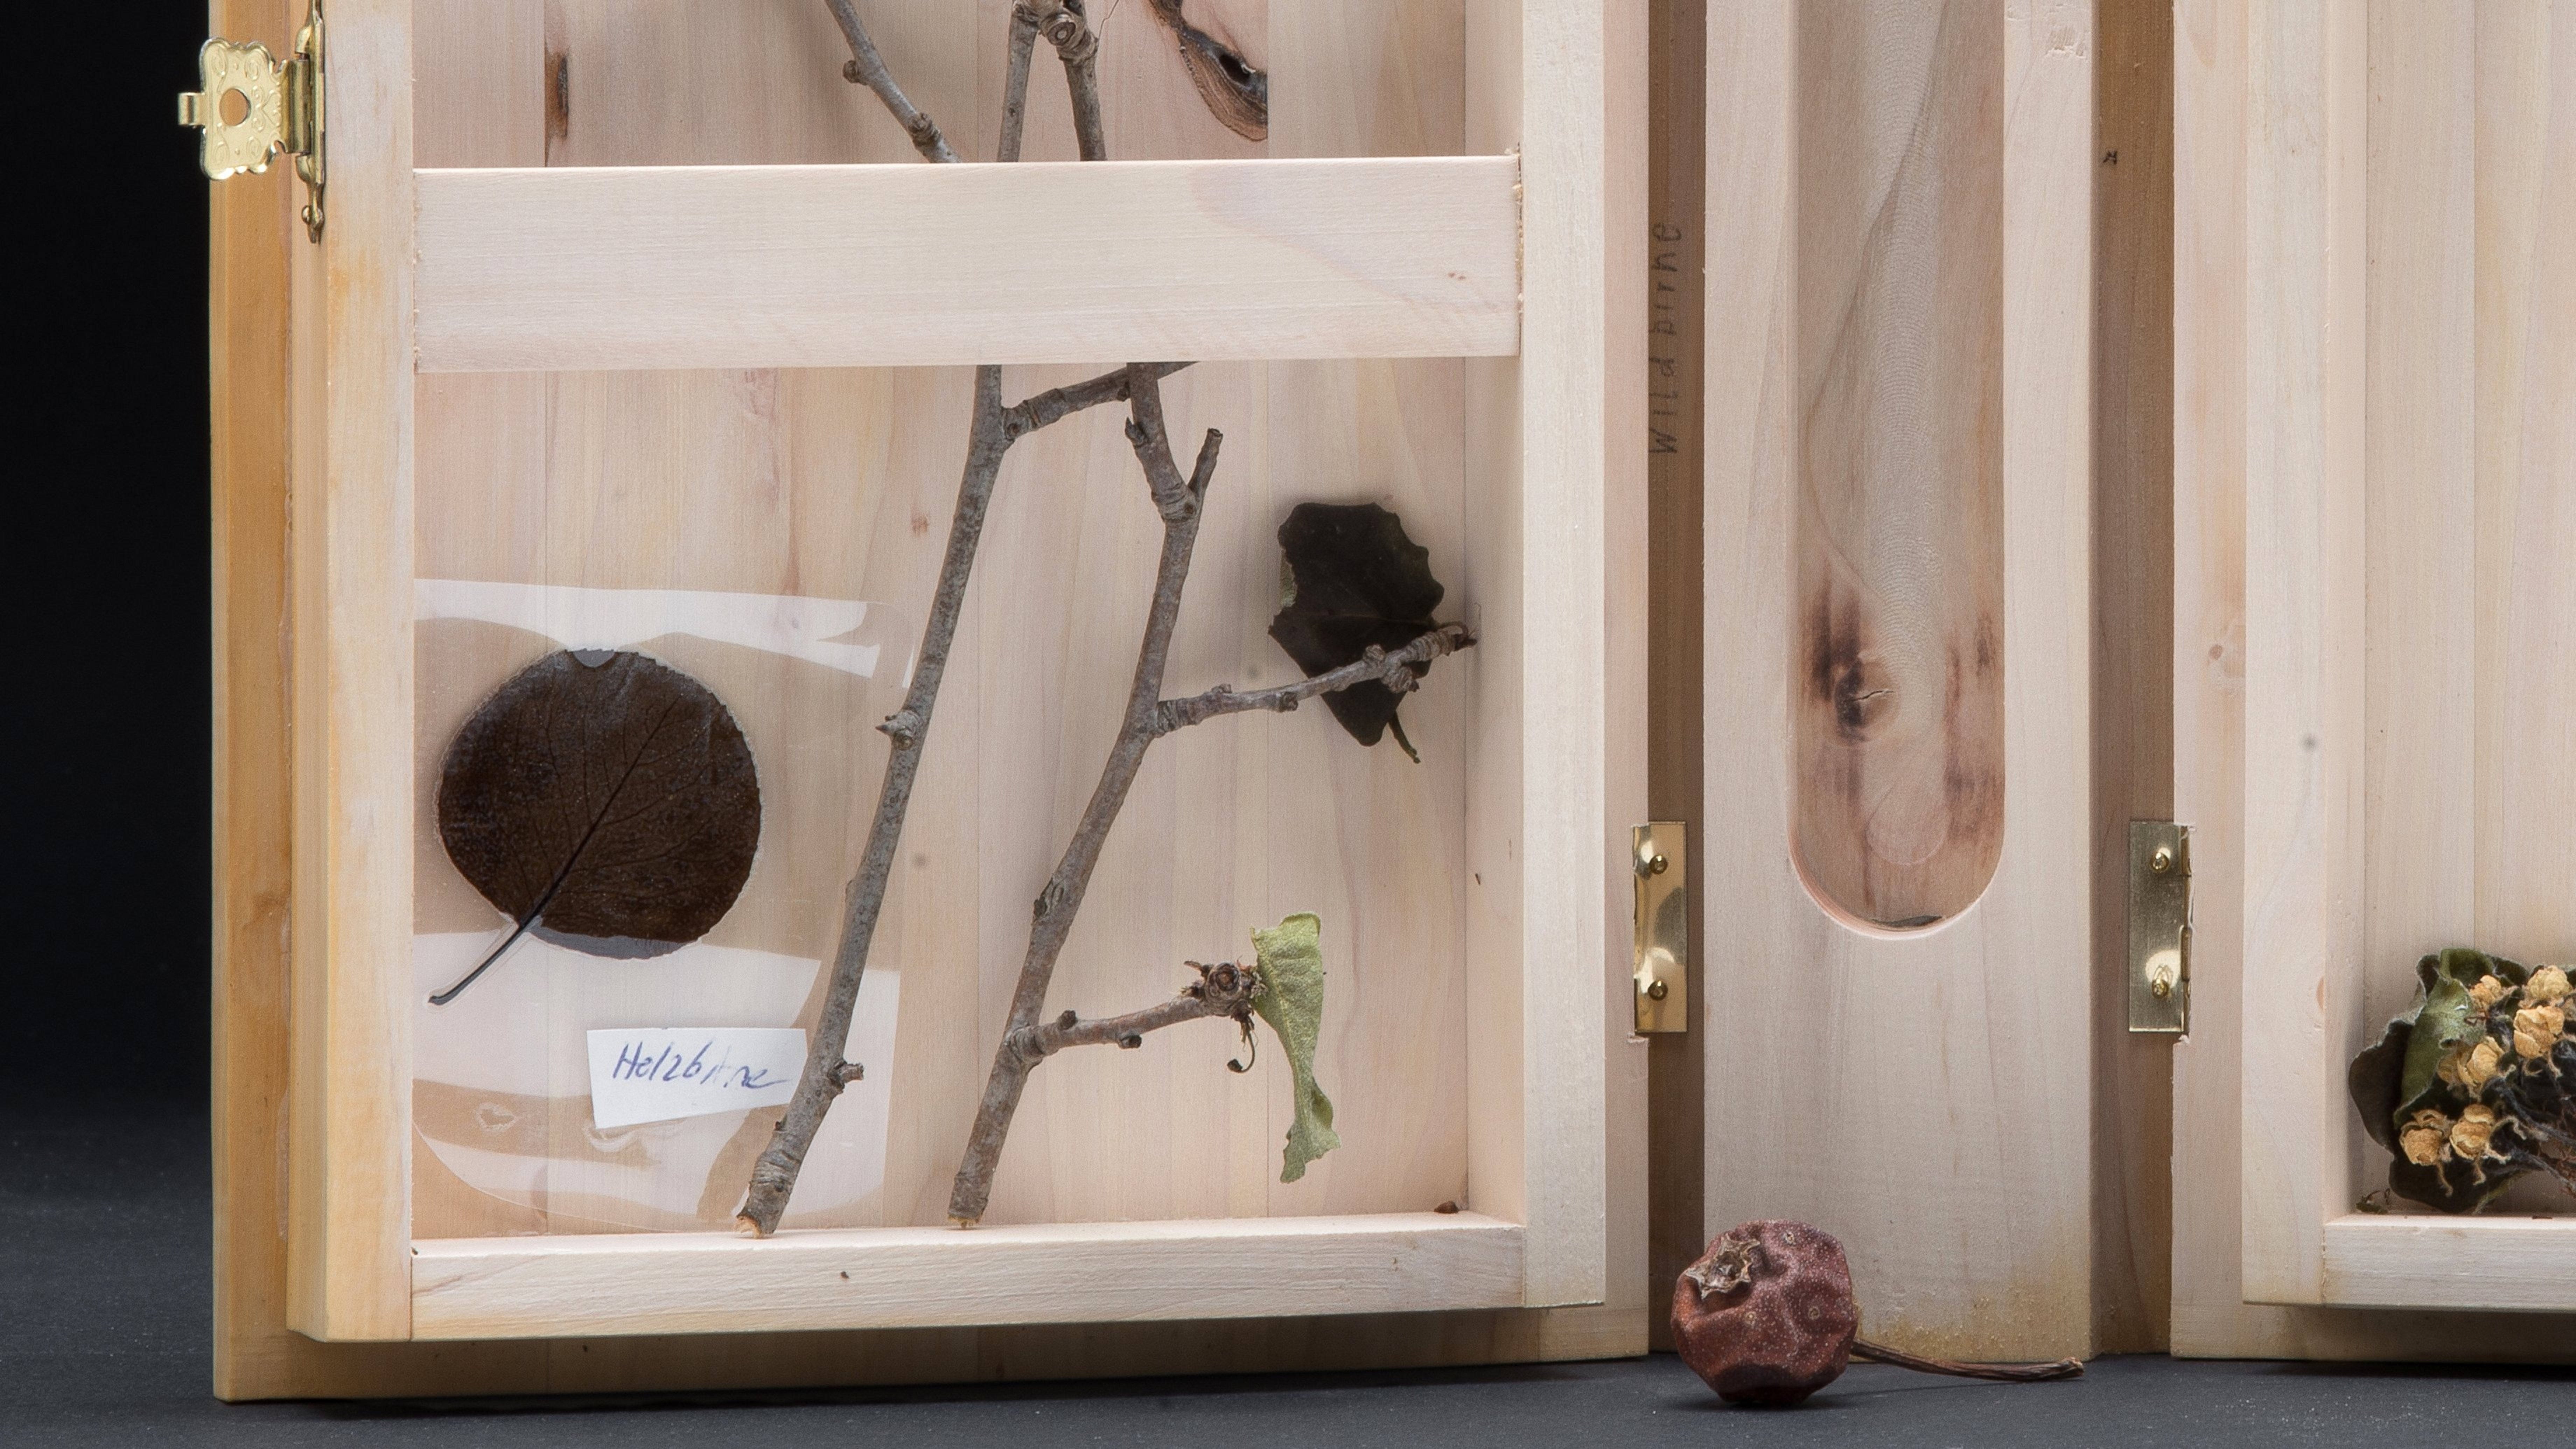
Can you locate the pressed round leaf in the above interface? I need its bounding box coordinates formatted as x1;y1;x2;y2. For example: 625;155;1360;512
437;649;761;964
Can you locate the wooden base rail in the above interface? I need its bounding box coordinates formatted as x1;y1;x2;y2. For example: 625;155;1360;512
411;1212;1527;1341
416;156;1523;373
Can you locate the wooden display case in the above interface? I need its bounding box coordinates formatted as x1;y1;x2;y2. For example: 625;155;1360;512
204;0;2576;1403
211;0;1649;1399
2167;0;2576;1357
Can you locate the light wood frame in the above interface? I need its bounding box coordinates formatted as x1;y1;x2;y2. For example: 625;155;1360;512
2173;0;2576;1351
216;0;1648;1392
1698;0;2099;1360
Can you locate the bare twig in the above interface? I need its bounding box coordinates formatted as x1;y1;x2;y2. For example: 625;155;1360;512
1009;960;1262;1062
824;0;960;163
737;354;1190;1238
1000;4;1043;162
741;5;1160;1237
1154;623;1476;736
1850;1340;2085;1385
1034;1;1109;161
755;0;1366;1236
1011;360;1190;438
946;375;1222;1226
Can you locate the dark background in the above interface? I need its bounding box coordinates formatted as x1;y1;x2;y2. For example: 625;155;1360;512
3;4;211;1106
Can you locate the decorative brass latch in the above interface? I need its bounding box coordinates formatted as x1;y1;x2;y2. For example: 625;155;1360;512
2127;821;2190;1034
180;0;325;239
1632;823;1688;1034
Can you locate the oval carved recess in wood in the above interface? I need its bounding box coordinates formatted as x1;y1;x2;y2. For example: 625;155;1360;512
1790;0;2005;930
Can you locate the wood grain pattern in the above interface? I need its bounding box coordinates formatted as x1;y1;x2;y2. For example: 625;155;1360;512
414;159;1522;372
1702;0;2096;1361
412;1212;1524;1339
211;0;306;1396
2171;0;2576;1354
1789;0;2006;930
2232;0;2366;1310
286;0;418;1342
2471;0;2576;986
2090;0;2176;1356
1512;0;1621;1310
1642;0;1706;1352
2320;1216;2576;1313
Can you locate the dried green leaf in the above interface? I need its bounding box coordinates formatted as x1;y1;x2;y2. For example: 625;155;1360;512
432;649;762;1003
1267;503;1447;760
2422;946;2528;995
1250;911;1339;1183
2398;975;2480;1116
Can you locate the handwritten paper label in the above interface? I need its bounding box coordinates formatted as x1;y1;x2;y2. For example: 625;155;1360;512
585;1027;806;1129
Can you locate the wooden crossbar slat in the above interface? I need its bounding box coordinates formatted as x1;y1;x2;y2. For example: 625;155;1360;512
2320;1217;2576;1314
415;156;1521;372
410;1213;1525;1339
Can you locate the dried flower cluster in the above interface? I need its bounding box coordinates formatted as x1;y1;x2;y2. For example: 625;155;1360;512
2350;948;2576;1213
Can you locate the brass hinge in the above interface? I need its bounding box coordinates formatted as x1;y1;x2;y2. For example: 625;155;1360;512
180;0;325;240
1632;823;1687;1033
2127;821;2190;1034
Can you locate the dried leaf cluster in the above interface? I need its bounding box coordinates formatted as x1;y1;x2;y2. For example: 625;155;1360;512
2350;947;2576;1213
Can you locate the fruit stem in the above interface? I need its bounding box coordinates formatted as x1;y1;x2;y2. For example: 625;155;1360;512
1849;1339;2084;1384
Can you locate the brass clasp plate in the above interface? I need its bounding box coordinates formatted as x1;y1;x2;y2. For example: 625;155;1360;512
2127;821;2190;1033
1632;823;1688;1034
180;2;324;238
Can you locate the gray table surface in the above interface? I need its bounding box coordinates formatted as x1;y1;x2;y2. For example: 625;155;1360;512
6;1102;2567;1448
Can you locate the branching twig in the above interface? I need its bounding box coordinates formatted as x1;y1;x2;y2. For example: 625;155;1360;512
1007;961;1262;1064
1000;4;1043;162
738;0;1140;1238
737;358;1180;1237
1154;624;1475;736
1033;2;1109;161
754;0;1464;1236
824;0;959;162
945;374;1222;1227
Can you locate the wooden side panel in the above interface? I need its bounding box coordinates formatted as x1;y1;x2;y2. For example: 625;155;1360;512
2172;0;2576;1354
2233;0;2367;1311
1642;0;1706;1350
212;0;308;1396
2472;1;2576;976
1701;0;2096;1360
1513;0;1618;1310
285;0;416;1340
2091;0;2177;1356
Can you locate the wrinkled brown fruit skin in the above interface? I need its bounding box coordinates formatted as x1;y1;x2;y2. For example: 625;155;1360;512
1670;1220;1860;1406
